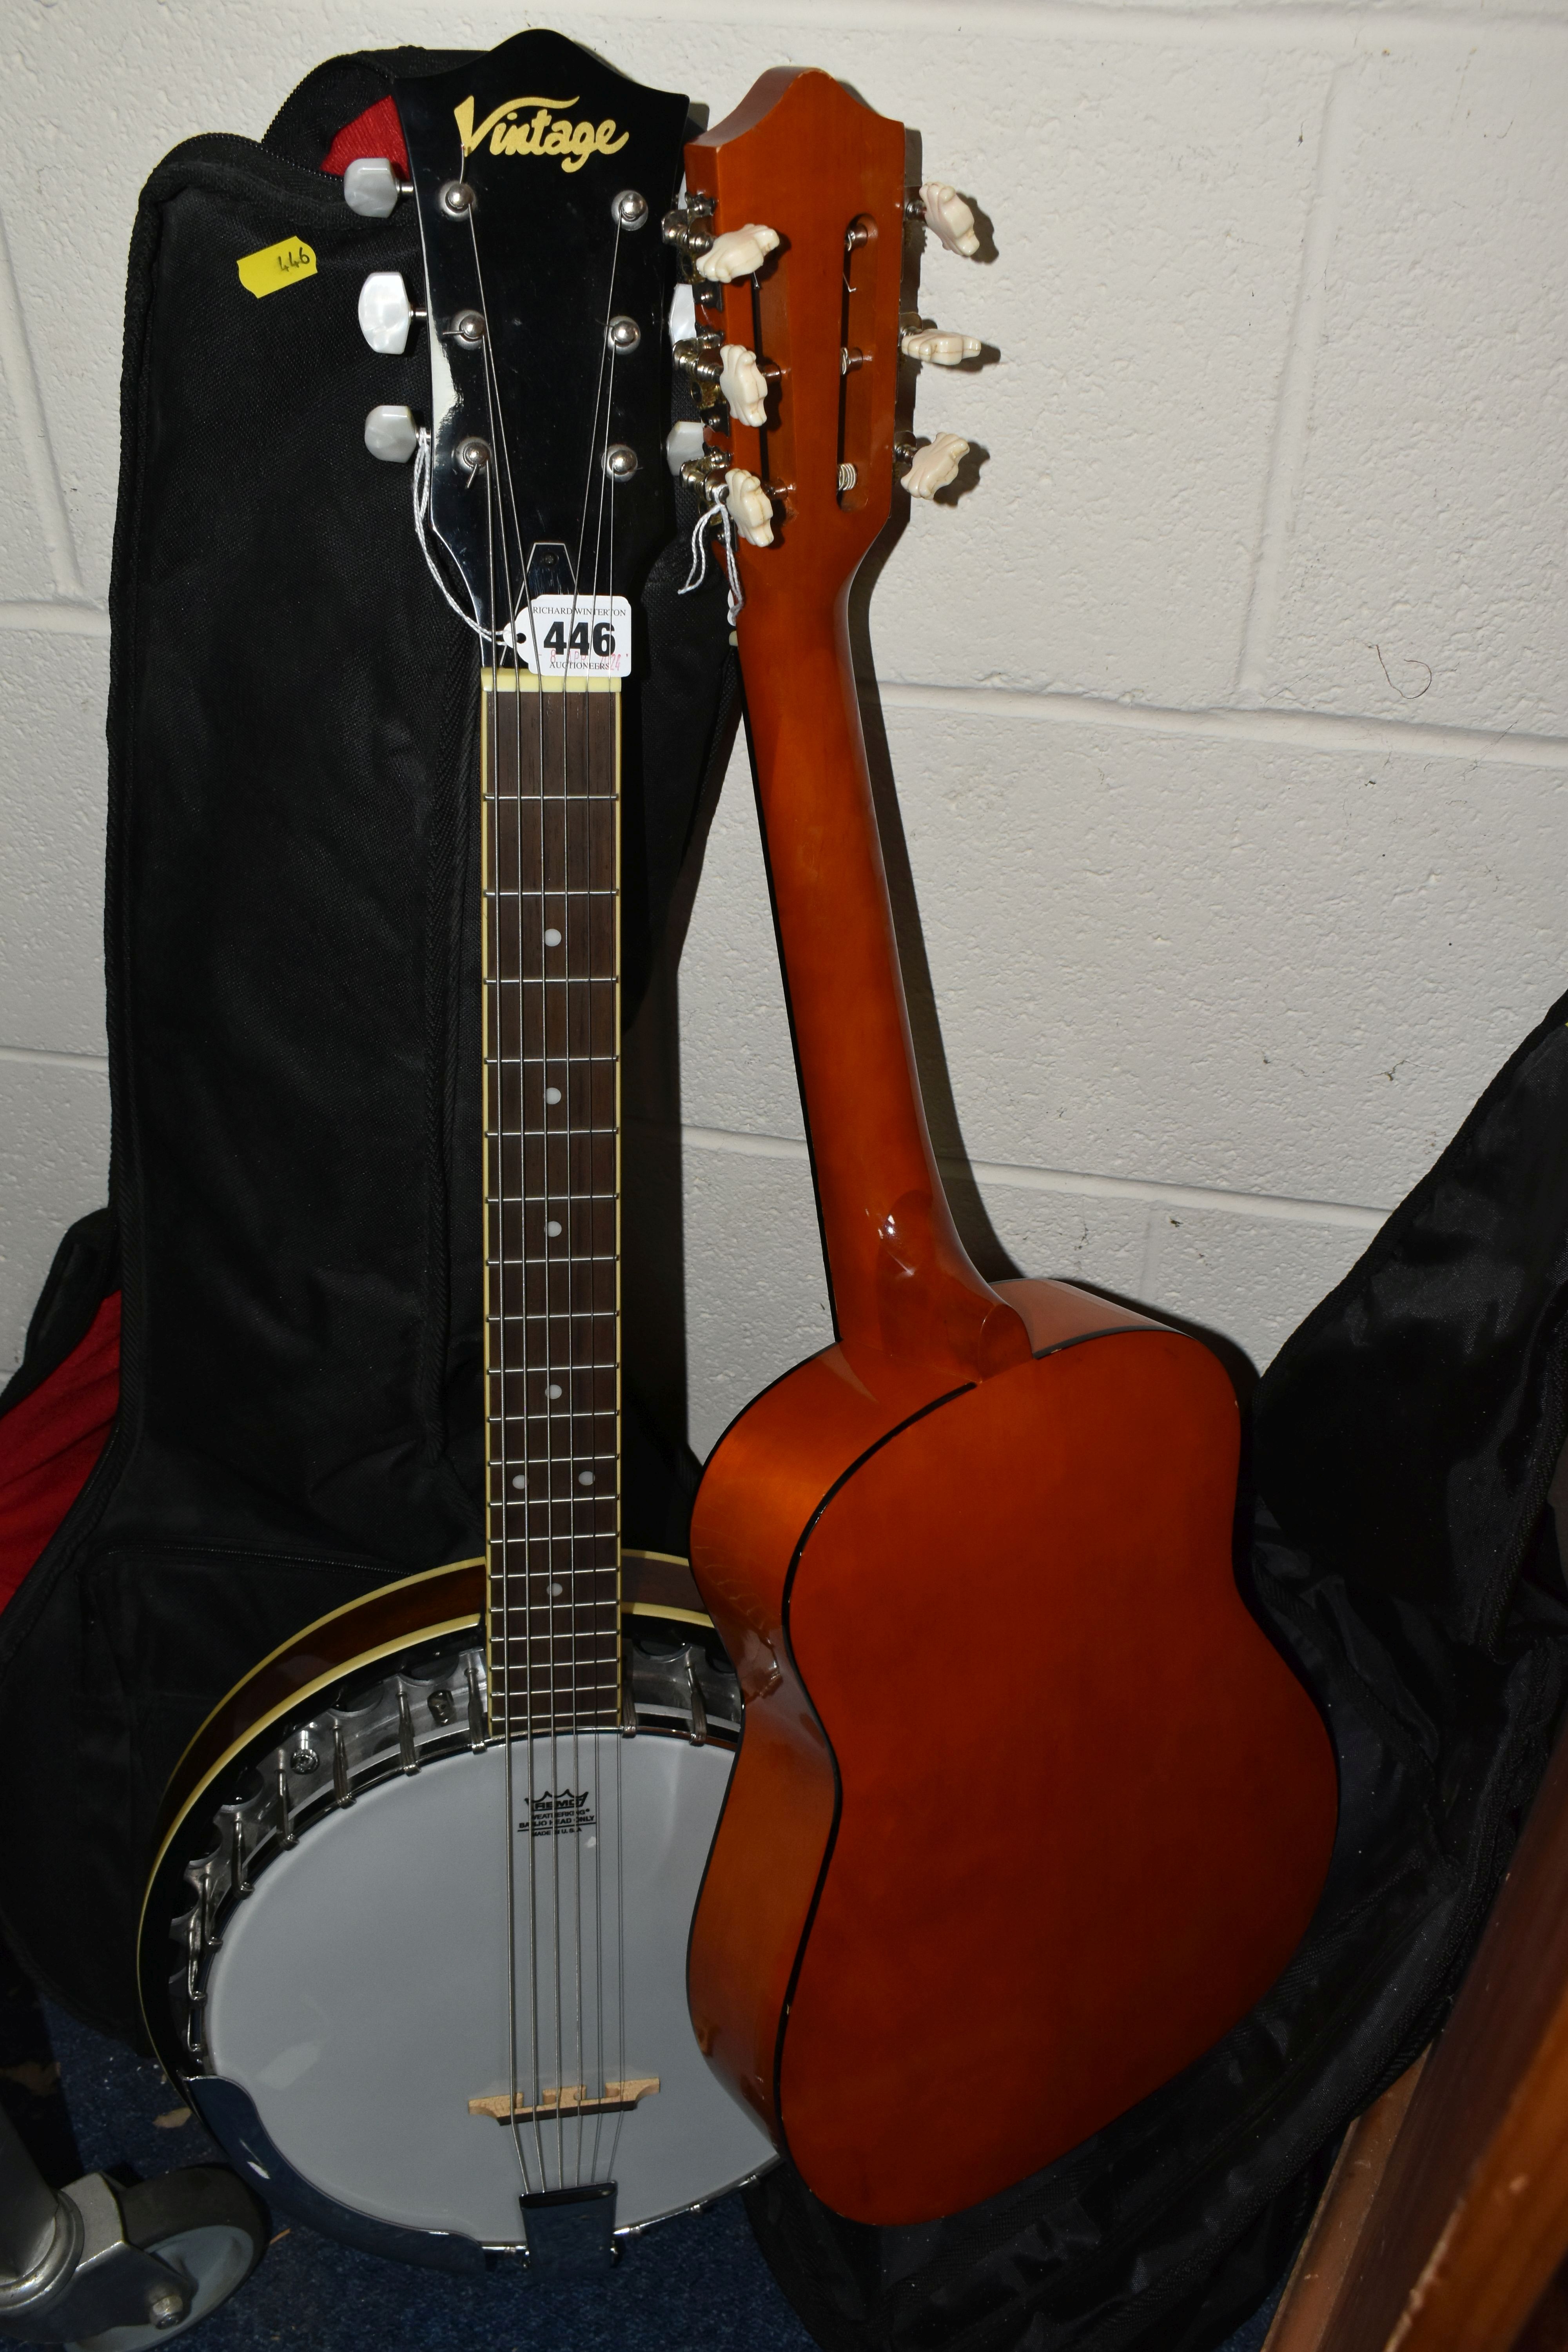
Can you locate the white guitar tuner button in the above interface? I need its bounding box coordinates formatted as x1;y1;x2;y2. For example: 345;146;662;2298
696;224;780;283
919;182;981;258
900;323;982;367
357;272;419;356
900;431;969;499
719;344;769;428
725;467;776;548
343;157;408;220
363;404;419;463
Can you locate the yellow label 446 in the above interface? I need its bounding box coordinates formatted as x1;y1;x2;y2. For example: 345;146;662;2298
236;237;317;299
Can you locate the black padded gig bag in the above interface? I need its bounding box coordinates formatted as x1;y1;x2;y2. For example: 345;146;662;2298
0;45;735;2039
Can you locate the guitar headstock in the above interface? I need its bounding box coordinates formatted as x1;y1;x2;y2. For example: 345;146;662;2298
354;32;688;652
671;71;983;613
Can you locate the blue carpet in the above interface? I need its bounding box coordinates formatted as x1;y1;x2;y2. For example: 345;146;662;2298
33;1993;1282;2352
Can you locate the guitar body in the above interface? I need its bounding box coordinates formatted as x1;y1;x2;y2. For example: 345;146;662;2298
674;65;1340;2227
690;1281;1337;2223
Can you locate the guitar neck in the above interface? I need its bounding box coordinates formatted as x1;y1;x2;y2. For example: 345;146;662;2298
738;582;1028;1381
686;73;1028;1386
483;671;621;1737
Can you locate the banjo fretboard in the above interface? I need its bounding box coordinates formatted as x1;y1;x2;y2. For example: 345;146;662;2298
483;670;621;1739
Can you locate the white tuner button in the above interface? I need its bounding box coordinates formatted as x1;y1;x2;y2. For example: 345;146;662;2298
900;431;970;499
364;404;419;463
725;468;775;548
696;224;780;284
719;344;769;428
665;419;706;475
358;271;419;355
919;182;981;258
343;157;406;220
900;323;982;367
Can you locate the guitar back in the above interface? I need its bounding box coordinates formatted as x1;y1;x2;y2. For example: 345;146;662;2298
690;1286;1336;2222
677;70;1338;2228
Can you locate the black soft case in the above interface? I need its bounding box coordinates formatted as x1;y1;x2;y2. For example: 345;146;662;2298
0;47;735;2038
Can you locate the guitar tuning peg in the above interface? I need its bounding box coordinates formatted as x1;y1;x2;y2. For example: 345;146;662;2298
364;405;419;463
696;224;781;284
357;272;424;356
899;323;982;367
343;157;413;220
719;345;770;428
910;181;982;259
725;468;776;548
895;431;970;499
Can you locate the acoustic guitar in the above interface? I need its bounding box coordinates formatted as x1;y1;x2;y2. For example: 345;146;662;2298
671;67;1341;2229
134;31;776;2274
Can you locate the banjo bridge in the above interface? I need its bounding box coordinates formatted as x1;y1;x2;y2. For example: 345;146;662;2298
468;2077;661;2123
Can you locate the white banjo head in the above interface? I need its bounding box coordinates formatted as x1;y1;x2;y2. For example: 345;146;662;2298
199;1729;771;2241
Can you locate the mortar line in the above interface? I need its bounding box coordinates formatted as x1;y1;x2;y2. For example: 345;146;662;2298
869;680;1568;769
0;207;85;603
0;1044;109;1073
675;1122;1388;1230
586;0;1568;51
1235;59;1359;703
0;601;109;637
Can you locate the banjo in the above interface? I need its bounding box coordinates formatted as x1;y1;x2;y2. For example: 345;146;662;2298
135;31;776;2275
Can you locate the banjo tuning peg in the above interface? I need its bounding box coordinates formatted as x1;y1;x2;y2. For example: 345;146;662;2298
364;405;419;464
343;156;412;219
358;272;424;356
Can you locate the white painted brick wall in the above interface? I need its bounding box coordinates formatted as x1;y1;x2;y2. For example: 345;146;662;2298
2;0;1564;1461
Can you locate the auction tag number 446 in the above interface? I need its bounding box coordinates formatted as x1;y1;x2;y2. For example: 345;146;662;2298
513;593;632;679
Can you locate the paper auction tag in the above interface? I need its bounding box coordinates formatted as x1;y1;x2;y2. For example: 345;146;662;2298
513;594;633;679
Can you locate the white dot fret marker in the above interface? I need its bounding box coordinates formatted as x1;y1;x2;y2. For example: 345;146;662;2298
546;1220;562;1237
548;1579;563;1596
578;1471;595;1488
510;1474;526;1491
544;1086;562;1105
546;1383;563;1400
544;927;562;947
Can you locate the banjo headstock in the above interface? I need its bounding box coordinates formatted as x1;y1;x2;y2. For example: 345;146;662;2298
359;32;689;648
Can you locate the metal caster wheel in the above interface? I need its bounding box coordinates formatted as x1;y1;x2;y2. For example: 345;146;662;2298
68;2169;269;2351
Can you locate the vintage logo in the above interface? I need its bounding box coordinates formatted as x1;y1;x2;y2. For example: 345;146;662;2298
455;93;630;173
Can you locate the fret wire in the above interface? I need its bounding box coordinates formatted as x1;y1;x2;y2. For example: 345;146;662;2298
481;1191;617;1203
490;1529;618;1538
488;1258;618;1271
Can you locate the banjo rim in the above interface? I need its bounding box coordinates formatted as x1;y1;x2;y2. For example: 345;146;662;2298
137;1552;724;2082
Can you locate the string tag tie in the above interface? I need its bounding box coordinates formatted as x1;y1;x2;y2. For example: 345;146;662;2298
679;483;744;626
